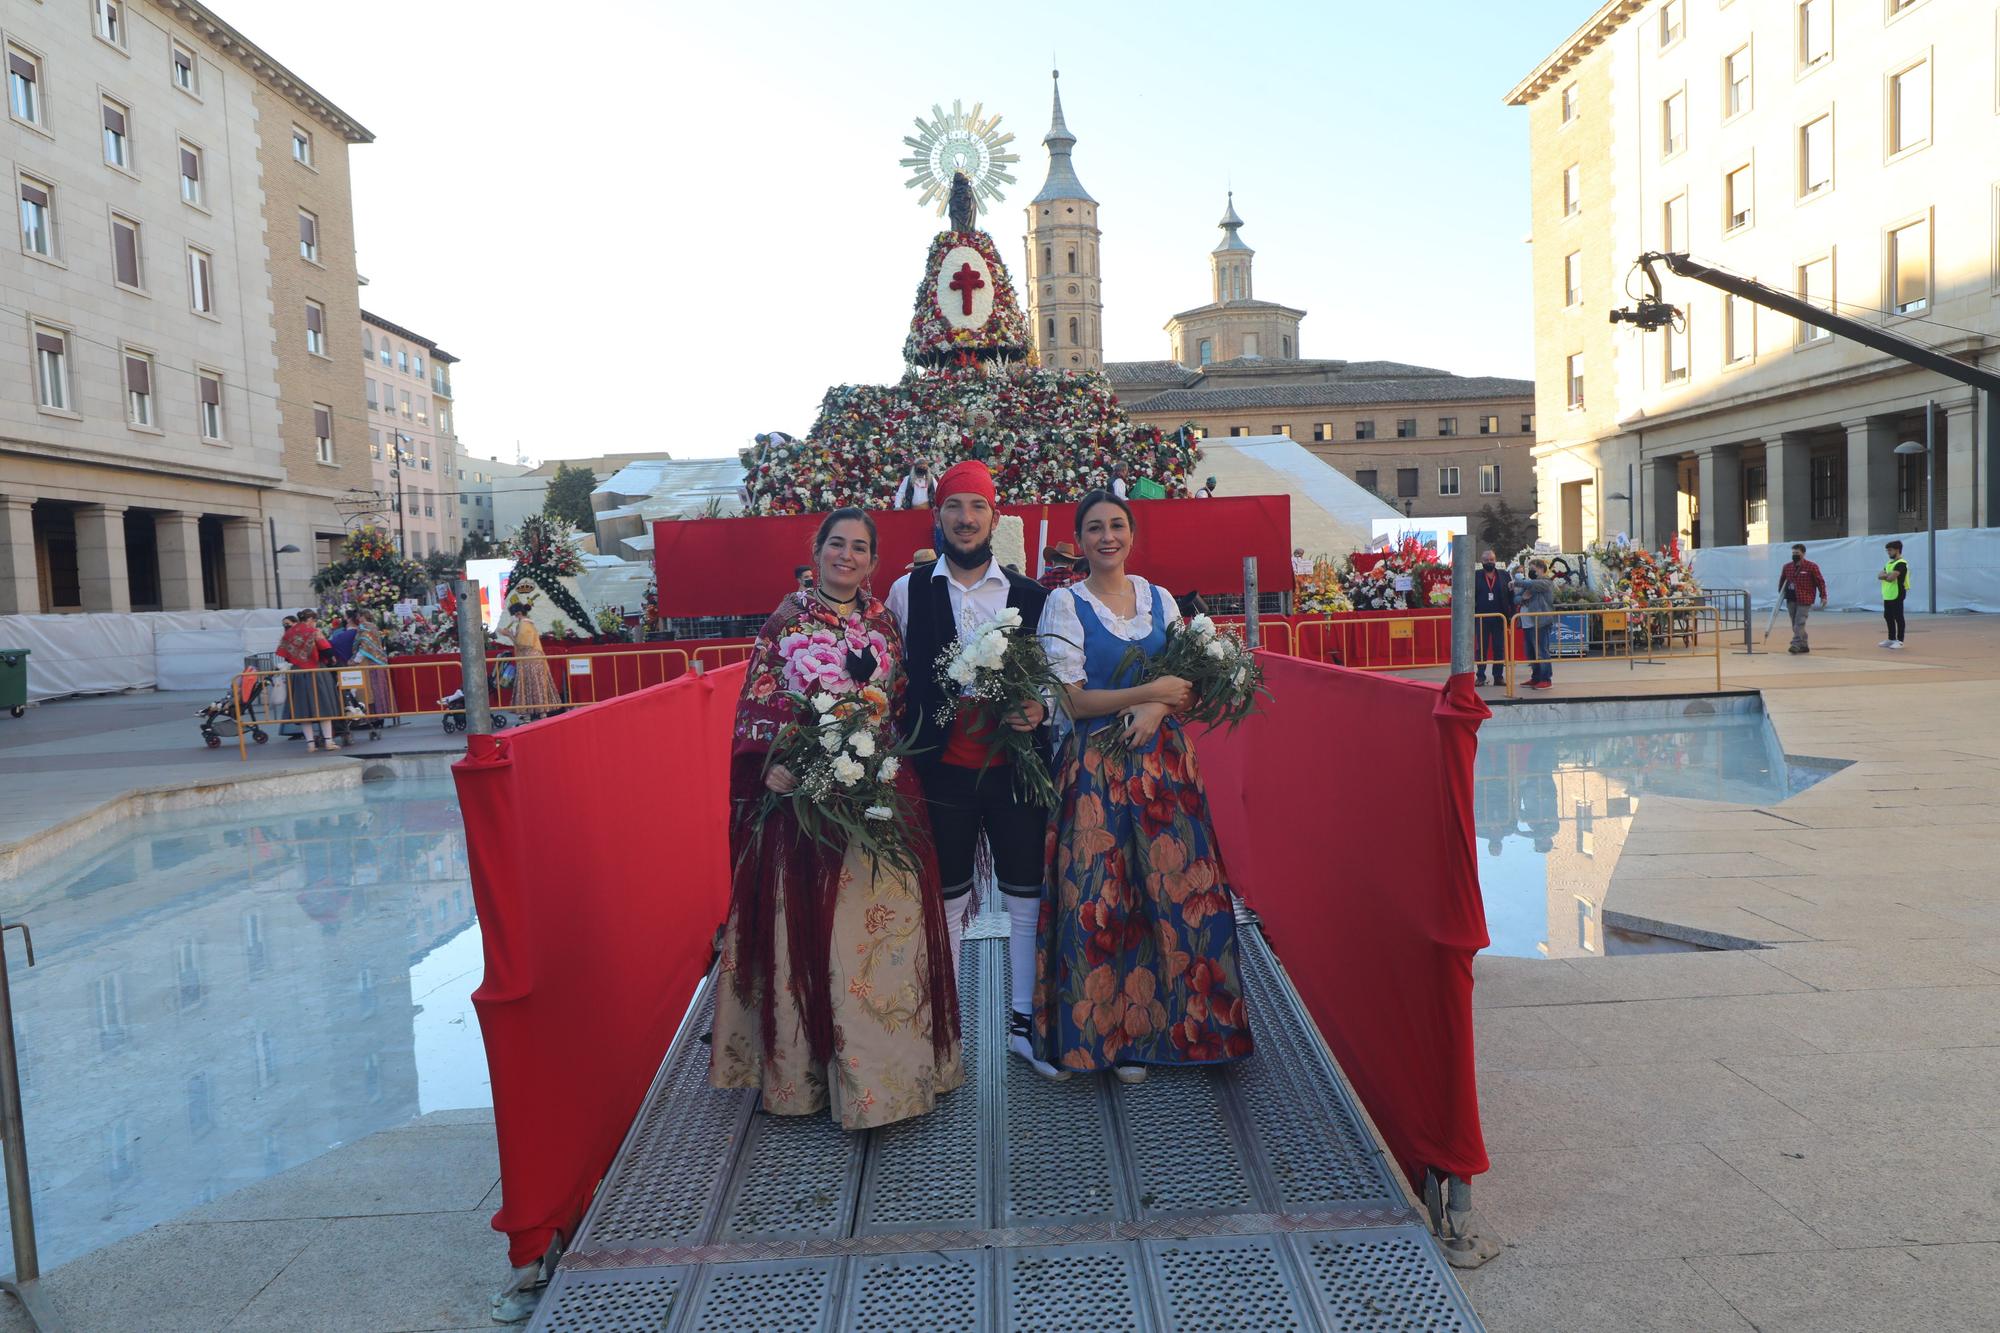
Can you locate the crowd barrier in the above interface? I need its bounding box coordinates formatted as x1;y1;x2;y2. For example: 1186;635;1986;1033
452;664;744;1267
1195;652;1490;1194
1474;603;1722;698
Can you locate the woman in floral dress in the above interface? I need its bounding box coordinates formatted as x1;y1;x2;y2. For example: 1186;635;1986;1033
1033;490;1254;1081
494;600;560;715
710;508;963;1130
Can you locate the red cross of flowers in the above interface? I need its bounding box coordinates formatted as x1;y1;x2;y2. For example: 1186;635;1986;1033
948;262;986;316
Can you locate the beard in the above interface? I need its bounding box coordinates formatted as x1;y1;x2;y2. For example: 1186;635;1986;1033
941;536;994;571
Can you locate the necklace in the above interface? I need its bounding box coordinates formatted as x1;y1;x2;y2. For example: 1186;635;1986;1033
814;588;859;615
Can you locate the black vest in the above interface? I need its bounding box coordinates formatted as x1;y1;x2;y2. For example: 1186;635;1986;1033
900;561;1050;772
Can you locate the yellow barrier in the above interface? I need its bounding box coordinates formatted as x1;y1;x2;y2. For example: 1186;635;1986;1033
1503;604;1722;699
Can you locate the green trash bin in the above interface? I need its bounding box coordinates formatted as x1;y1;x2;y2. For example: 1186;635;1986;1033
0;648;27;718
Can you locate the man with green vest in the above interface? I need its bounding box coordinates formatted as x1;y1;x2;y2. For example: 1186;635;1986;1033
1879;540;1910;650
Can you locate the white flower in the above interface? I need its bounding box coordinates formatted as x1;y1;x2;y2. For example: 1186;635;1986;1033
864;805;893;821
812;692;837;714
877;755;900;781
831;753;865;786
1204;640;1228;660
819;729;843;753
947;658;976;685
1189;613;1217;638
995;606;1023;629
849;730;876;758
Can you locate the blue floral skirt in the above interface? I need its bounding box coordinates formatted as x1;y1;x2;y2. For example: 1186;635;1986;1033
1031;721;1254;1071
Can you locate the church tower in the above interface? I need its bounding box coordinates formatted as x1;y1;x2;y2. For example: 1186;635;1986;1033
1023;71;1102;371
1211;192;1253;304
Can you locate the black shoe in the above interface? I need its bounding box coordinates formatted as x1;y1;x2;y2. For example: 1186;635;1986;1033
1009;1010;1070;1081
1474;673;1487;686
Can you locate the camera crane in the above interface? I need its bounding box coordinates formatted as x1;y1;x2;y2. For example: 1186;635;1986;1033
1611;251;2000;522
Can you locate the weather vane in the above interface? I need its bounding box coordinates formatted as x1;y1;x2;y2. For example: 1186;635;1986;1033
900;100;1018;217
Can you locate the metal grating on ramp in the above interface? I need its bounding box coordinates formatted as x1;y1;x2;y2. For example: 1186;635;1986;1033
532;912;1484;1332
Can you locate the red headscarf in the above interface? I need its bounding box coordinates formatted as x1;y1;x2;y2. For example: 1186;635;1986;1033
933;458;996;508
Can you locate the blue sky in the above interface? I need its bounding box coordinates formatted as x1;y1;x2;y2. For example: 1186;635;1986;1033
231;0;1592;462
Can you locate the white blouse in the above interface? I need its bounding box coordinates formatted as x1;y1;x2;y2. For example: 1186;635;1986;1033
1037;577;1182;685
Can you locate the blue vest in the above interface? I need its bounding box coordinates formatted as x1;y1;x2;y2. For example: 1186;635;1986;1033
1071;584;1169;749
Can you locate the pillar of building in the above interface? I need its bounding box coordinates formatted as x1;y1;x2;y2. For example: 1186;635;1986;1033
0;496;38;616
220;518;264;610
1943;397;1979;530
1644;456;1680;550
74;505;131;613
1844;416;1900;539
1762;434;1812;545
1697;443;1746;548
155;511;206;612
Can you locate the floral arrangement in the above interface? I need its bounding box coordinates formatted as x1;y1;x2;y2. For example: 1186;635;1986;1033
504;516;594;635
933;607;1065;807
332;570;402;610
640;578;659;629
1096;613;1266;759
343;525;399;563
592;604;626;638
1293;560;1352;616
752;619;918;876
902;229;1029;366
1427;583;1453;607
383;609;455;656
309;525;427;603
1585;539;1702;610
1336;537;1446;612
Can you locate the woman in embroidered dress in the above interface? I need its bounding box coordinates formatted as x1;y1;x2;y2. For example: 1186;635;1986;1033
1033;490;1254;1082
351;611;393;719
493;599;561;716
710;508;963;1130
276;609;341;752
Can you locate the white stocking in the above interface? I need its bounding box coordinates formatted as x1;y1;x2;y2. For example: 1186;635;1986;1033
1005;891;1041;1016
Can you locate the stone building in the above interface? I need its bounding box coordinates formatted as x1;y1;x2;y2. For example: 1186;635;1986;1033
361;311;459;558
455;455;534;543
1;0;372;613
1508;0;1999;552
1021;72;1102;372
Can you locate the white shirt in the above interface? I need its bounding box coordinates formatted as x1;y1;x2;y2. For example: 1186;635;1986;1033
886;559;1011;695
1036;577;1181;685
1110;477;1129;500
896;474;932;508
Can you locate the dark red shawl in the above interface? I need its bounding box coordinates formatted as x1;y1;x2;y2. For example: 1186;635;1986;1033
725;592;958;1066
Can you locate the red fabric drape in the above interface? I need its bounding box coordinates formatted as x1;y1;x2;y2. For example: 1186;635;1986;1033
1195;653;1491;1189
452;664;743;1265
651;496;1294;616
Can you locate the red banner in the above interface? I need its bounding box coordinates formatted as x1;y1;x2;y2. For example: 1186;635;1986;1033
651;496;1293;617
452;666;743;1265
1194;654;1490;1190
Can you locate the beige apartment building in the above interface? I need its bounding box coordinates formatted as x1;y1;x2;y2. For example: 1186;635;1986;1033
0;0;371;614
361;311;458;558
1509;0;2000;552
456;454;533;542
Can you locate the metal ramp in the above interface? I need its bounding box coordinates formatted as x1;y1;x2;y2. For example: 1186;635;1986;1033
531;912;1484;1332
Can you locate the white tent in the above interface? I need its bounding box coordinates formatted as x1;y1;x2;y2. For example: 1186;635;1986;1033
593;459;746;560
1194;434;1405;560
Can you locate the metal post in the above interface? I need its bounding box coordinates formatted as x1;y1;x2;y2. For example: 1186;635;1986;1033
0;922;54;1329
1925;399;1937;616
268;516;282;607
1449;534;1473;675
455;578;493;736
1242;557;1260;649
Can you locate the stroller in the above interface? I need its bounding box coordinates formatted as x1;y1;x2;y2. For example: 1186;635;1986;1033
439;655;512;733
197;659;271;748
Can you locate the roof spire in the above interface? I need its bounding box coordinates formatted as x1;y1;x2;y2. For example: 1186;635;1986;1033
1032;69;1096;205
1214;191;1251;253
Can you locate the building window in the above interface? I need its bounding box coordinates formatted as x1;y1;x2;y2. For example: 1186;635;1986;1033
396;348;408;374
1566;354;1584;409
363;330;374;360
313;405;333;464
171;42;197;94
1889;59;1930;156
1281;335;1292;357
1726;293;1755;364
1521;413;1535;432
365;377;378;410
102;99;131;169
198;372;223;439
1480;464;1501;495
1242;332;1260;358
1663;193;1687;251
1198;338;1212;366
1725;44;1752;118
94;0;126;47
291;125;313;167
1228;426;1251;437
413;352;424;379
1478;414;1500;435
1562;163;1581;216
378;339;391;368
399;390;411;419
1665;316;1690;382
299;210;319;262
438;408;451;434
1798;115;1832;197
1438;417;1458;437
111;214;142;288
1066;249;1077;273
305;301;325;355
1560;83;1578;123
1312;422;1334;441
1354;419;1377;440
1746;465;1768;523
19;176;54;257
1564;250;1582;306
1798;0;1830;70
1356;468;1379;494
1889;217;1929;313
1067;315;1079;344
1396;468;1419;499
7;47;43;127
1439;467;1461;497
369;428;381;460
179;143;205;207
1810;454;1841;519
1797;255;1833;342
1397;418;1417;439
417;397;429;427
1659;0;1684;47
1661;90;1686;158
1897;452;1923;513
32;326;69;411
1725;165;1753;231
124;350;153;426
1271;423;1291;438
187;246;214;313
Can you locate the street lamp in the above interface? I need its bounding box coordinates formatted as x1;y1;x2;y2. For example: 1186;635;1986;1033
1894;399;1937;614
268;516;300;608
390;433;415;557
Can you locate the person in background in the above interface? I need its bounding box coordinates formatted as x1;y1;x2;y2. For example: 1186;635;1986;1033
1510;559;1558;690
894;458;934;510
350;610;393;720
1472;549;1515;687
1880;540;1910;649
1109;464;1129;501
1290;547;1313;578
1779;544;1829;655
275;609;340;750
493;601;561;714
793;565;814;595
327;608;361;665
1193;476;1217;499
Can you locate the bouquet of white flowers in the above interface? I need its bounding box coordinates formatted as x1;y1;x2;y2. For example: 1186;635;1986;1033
933;607;1065;807
756;684;920;876
1096;612;1267;758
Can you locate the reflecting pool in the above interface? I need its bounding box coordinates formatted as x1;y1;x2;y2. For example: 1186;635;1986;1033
0;778;483;1267
1475;706;1838;960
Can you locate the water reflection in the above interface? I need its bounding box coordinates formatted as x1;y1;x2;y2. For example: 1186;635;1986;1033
1475;714;1803;959
0;780;484;1267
